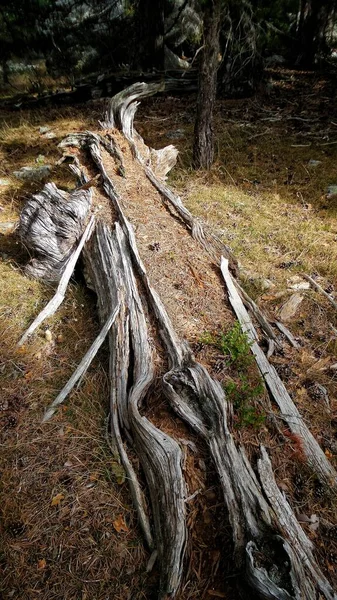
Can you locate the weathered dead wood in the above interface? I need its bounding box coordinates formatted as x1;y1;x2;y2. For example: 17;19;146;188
274;321;300;349
83;221;187;598
42;302;120;423
103;82;239;275
19;182;92;282
221;256;337;490
18;216;95;346
18;82;337;600
258;446;335;600
303;273;337;311
236;281;281;349
85;133;336;599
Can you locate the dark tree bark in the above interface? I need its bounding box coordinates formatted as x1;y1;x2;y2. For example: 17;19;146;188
193;0;222;170
296;0;336;67
136;0;165;70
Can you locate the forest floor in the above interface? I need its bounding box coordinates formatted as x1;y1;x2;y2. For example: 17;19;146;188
0;67;337;600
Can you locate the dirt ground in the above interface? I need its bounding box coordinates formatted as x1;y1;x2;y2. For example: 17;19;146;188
0;67;336;599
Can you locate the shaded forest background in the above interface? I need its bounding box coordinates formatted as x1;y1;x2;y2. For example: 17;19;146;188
2;0;337;169
1;0;337;100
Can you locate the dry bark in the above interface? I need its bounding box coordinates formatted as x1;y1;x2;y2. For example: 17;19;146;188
18;83;337;600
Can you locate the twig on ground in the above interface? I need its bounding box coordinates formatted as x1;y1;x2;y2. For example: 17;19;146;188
42;303;120;422
274;321;300;349
303;273;337;310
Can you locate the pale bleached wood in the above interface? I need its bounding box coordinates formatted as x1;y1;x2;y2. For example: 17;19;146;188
86;134;337;599
18;216;95;347
102;82;238;273
221;256;337;489
82;221;187;599
303;273;337;311
236;280;281;347
258;446;336;600
19;182;92;282
19;82;337;600
275;321;301;349
42;301;120;423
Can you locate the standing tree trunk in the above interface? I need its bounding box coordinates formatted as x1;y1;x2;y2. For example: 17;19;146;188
295;0;336;67
193;0;222;170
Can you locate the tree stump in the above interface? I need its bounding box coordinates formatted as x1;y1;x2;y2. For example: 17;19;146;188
18;83;336;600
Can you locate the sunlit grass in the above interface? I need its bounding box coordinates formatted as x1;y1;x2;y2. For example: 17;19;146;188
180;182;337;283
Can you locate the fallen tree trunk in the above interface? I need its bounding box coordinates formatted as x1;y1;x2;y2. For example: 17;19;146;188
4;69;198;111
18;83;336;600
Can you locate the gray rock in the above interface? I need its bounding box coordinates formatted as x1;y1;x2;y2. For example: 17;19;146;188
13;165;51;181
0;221;18;234
287;276;310;291
0;178;11;186
307;159;321;168
326;185;337;199
265;54;286;67
260;278;275;291
44;132;57;139
39;126;50;134
166;129;185;140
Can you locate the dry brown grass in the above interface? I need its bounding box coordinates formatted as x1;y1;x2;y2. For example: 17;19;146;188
0;253;150;599
0;105;153;599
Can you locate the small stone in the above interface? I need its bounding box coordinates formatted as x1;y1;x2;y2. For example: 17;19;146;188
0;221;18;234
166;129;185;140
13;165;51;181
45;329;52;342
56;334;64;343
287;276;310;291
260;278;275;291
307;159;321;168
44;132;56;139
326;185;337;199
39;126;50;134
0;178;11;186
279;293;303;321
265;54;285;66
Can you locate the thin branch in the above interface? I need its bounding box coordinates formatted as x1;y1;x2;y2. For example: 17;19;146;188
42;302;121;423
303;273;337;310
221;256;337;489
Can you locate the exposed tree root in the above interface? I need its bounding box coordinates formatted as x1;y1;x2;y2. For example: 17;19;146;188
18;83;337;600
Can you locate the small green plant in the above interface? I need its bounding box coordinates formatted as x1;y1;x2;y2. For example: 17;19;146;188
224;375;265;428
199;330;219;346
199;323;265;428
199;322;253;368
218;322;253;369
